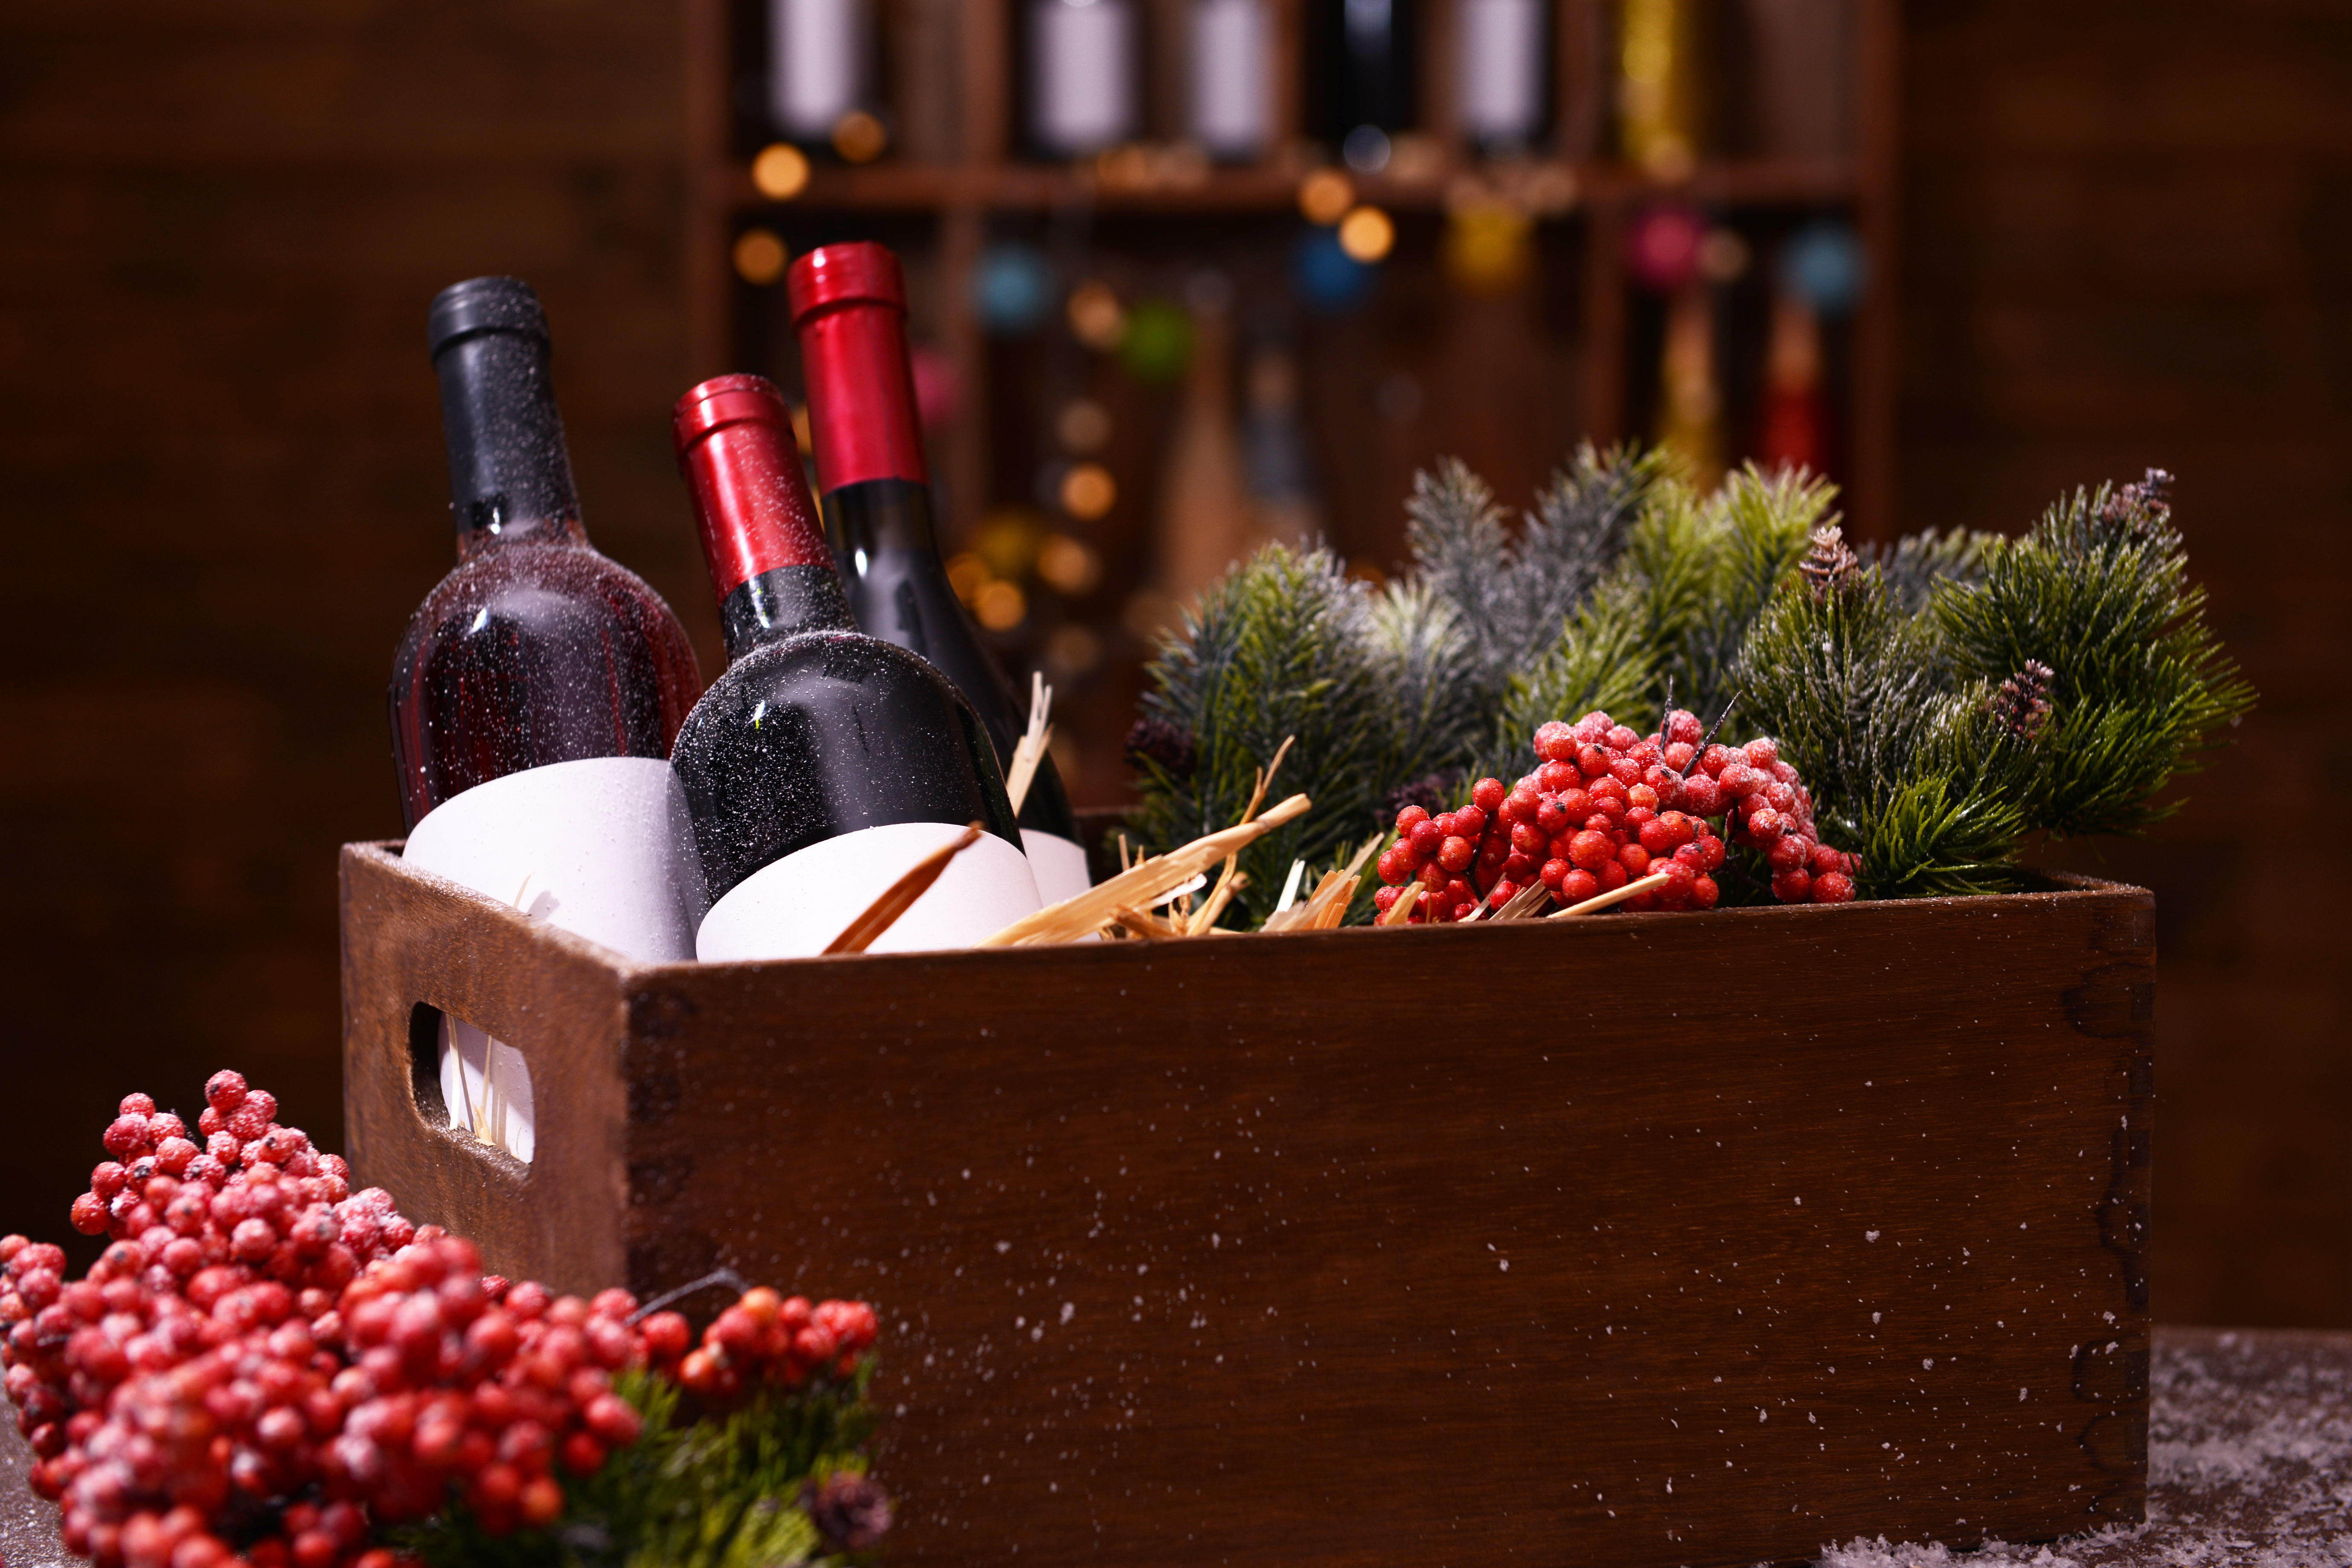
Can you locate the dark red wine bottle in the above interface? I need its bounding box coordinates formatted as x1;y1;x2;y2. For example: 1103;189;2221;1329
390;276;705;966
667;375;1041;960
785;241;1093;905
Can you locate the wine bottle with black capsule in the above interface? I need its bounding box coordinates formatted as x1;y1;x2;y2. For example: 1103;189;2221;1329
392;276;704;956
667;374;1042;960
785;241;1095;905
391;277;705;1156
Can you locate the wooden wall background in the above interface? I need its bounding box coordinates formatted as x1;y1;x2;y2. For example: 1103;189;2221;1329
0;1;2344;1329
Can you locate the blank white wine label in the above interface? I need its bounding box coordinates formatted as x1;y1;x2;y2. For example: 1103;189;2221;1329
401;755;701;963
697;821;1041;962
1022;827;1095;908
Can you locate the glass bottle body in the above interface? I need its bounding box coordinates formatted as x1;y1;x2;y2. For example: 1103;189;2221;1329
670;627;1038;959
389;520;703;831
821;476;1083;848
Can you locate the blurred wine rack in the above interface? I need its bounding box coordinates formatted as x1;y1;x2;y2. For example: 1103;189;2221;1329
682;0;1898;806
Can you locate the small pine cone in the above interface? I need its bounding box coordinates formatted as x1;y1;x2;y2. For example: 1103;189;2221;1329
805;1473;894;1551
1124;717;1197;782
1987;659;2055;743
1799;525;1860;599
2098;467;2174;537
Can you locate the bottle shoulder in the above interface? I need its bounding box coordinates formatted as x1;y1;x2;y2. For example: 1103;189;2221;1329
395;541;696;661
677;630;965;737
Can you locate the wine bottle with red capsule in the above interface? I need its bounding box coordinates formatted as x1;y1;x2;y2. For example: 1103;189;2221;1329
391;277;705;968
667;374;1042;960
785;241;1094;905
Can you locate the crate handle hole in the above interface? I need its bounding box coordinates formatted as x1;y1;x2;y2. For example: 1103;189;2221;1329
407;1003;536;1164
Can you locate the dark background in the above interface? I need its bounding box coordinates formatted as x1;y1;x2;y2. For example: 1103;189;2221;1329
1;2;2344;1327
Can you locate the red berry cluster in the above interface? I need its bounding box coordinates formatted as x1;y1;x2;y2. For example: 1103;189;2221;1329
674;1288;878;1404
321;1242;655;1534
1684;728;1859;905
1372;709;1858;920
1370;793;1501;922
1;1075;883;1568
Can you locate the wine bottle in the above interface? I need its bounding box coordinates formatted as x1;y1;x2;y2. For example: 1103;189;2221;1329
1028;0;1141;158
1657;281;1724;490
391;277;705;1157
1241;339;1322;551
1188;0;1273;160
667;375;1041;960
1619;0;1706;178
1457;0;1548;154
1757;288;1833;476
1316;0;1415;170
1156;280;1252;601
769;0;870;145
786;241;1095;905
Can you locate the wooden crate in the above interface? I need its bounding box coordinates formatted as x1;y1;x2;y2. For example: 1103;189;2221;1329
340;841;2153;1568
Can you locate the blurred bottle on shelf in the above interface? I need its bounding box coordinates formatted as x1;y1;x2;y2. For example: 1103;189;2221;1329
1657;285;1723;488
1457;0;1549;156
1242;337;1321;551
1618;0;1706;178
1627;205;1723;487
769;0;873;150
1156;276;1253;602
1743;0;1854;159
1758;218;1862;478
1756;289;1831;476
1189;0;1274;160
1316;0;1416;172
1029;0;1142;157
1444;202;1537;294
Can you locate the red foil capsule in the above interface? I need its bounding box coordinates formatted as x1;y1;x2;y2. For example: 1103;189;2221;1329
785;242;929;492
672;374;831;600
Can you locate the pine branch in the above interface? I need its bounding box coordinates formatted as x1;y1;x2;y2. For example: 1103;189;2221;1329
1405;444;1673;704
1664;464;1839;723
1483;594;1658;781
1514;441;1680;640
1366;576;1484;789
1402;457;1515;686
1931;470;2254;839
1868;527;2001;615
1733;551;2039;898
1131;455;2250;911
1127;545;1392;926
1489;462;1831;769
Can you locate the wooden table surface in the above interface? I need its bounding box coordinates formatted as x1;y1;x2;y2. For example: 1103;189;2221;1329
2;1326;2343;1567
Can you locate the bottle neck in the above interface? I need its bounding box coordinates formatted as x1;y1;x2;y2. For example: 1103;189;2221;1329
433;327;588;559
679;410;853;662
821;476;942;563
795;297;930;497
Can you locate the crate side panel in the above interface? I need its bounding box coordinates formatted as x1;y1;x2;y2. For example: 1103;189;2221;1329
339;843;634;1294
617;886;2154;1568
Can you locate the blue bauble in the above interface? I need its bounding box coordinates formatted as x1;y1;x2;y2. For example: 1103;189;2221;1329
1291;228;1378;314
1778;221;1867;317
971;243;1055;336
